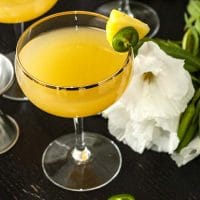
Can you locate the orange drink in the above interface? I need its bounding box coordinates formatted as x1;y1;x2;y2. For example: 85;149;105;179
0;0;58;23
17;27;132;117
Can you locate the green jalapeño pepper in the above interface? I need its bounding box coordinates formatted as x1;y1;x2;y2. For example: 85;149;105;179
112;26;139;52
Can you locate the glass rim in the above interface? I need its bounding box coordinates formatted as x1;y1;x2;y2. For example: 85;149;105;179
16;10;132;91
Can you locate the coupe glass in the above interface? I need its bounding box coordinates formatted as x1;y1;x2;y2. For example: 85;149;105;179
15;11;133;191
96;0;160;38
0;0;58;101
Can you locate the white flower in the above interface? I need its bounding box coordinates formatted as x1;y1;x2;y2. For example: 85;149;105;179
171;136;200;167
103;41;194;154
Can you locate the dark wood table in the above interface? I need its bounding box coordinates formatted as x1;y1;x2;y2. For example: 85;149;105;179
1;0;199;200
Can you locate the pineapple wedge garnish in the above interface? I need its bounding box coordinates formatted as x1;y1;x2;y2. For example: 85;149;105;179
106;9;150;51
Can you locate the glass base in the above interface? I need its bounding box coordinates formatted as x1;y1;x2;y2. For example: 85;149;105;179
42;132;122;191
96;0;160;38
2;52;28;101
0;115;19;154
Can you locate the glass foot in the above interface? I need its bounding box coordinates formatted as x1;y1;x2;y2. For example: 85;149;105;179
0;114;19;154
2;51;28;101
42;132;122;191
96;0;160;38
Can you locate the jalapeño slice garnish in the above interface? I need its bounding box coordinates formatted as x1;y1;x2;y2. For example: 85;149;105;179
112;26;139;52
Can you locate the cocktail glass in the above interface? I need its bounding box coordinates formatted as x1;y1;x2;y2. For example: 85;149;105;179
15;11;133;191
96;0;160;38
0;0;58;101
0;53;19;154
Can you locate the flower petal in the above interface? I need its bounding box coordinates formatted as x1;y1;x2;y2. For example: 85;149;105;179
171;136;200;167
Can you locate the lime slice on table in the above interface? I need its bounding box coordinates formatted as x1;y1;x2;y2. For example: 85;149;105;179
108;193;135;200
106;9;150;52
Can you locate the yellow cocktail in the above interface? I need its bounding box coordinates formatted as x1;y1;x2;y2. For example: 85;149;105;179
0;0;58;23
17;27;132;117
15;11;133;191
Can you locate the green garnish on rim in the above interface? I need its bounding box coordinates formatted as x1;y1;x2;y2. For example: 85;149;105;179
112;26;139;52
108;193;135;200
106;9;150;52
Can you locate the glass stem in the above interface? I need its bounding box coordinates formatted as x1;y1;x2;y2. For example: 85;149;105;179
72;117;91;164
118;0;134;17
14;22;24;41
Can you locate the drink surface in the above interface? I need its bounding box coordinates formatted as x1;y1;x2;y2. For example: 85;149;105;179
17;27;132;117
20;27;127;86
0;0;57;23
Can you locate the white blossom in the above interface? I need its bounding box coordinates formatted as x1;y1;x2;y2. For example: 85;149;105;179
171;136;200;167
103;41;194;155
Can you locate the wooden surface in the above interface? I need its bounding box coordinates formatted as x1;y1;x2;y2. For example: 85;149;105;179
1;0;199;200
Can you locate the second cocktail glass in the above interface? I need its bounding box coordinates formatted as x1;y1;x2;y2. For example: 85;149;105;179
15;11;133;191
0;0;58;100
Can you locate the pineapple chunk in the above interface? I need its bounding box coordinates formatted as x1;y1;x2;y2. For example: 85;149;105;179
106;9;150;46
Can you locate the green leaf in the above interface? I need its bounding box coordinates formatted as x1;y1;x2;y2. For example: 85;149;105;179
182;27;199;56
194;17;200;34
187;0;200;18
